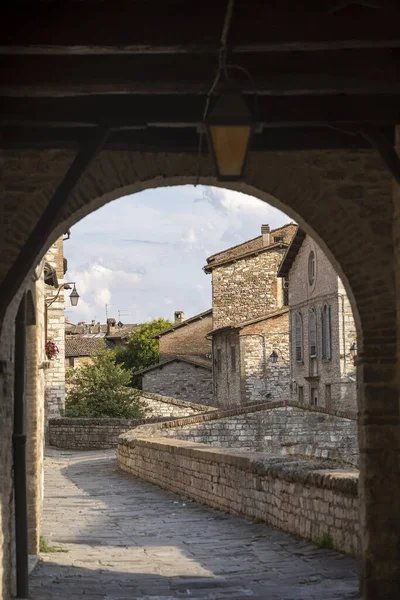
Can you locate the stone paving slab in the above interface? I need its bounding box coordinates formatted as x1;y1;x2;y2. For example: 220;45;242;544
29;449;360;600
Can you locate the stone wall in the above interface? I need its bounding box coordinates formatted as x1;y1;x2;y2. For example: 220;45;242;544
118;433;359;556
210;247;289;329
44;237;66;420
142;360;214;405
159;402;359;466
158;312;212;361
49;391;215;449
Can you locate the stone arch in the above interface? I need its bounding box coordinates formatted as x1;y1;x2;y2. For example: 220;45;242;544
1;146;398;597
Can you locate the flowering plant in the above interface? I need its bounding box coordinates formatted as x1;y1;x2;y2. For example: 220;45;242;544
45;339;59;360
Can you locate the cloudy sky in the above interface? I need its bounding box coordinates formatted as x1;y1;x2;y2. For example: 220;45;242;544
65;186;292;325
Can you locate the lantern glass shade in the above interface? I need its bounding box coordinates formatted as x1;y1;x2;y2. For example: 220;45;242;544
206;92;253;181
270;350;278;364
69;285;79;307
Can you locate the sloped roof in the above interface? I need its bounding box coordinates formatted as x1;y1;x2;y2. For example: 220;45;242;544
65;337;106;358
277;226;307;278
107;324;140;339
154;309;212;338
135;355;212;375
208;308;289;336
204;223;297;273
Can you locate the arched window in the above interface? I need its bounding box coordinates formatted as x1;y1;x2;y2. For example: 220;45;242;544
308;251;316;286
318;307;324;359
294;312;303;362
324;304;331;360
309;308;316;357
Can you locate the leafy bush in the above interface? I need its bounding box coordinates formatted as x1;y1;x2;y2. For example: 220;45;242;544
114;317;173;387
65;346;148;418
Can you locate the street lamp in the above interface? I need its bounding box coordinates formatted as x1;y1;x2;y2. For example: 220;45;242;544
205;91;253;181
270;350;279;364
349;341;358;361
46;282;80;307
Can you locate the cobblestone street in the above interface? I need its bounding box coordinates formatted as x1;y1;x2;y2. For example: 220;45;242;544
30;449;360;600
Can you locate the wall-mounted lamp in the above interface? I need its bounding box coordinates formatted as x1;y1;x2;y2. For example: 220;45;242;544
46;282;80;307
349;341;358;361
270;350;279;364
205;91;253;181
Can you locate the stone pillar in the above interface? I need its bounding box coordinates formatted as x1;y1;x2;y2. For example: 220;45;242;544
357;137;400;598
26;278;46;555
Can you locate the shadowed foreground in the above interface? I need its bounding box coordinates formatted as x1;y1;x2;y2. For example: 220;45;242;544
30;449;359;600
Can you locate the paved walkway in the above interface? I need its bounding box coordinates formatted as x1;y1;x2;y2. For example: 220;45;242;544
30;449;360;600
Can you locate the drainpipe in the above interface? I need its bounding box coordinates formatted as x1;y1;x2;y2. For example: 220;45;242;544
13;293;29;599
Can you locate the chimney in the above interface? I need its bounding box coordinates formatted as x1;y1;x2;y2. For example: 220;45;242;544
106;317;116;336
174;311;185;325
91;319;96;326
261;224;270;246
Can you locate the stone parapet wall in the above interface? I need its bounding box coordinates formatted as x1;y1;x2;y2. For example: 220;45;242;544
118;434;359;556
147;401;358;466
49;391;215;449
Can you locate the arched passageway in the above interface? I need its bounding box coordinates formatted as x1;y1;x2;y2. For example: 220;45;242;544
0;145;399;599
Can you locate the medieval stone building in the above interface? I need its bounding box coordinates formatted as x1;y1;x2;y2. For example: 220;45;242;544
137;310;214;405
205;224;296;407
278;228;357;411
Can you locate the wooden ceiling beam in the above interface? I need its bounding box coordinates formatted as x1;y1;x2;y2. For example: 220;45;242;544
1;95;400;128
1;1;400;53
1;50;399;97
0;125;390;152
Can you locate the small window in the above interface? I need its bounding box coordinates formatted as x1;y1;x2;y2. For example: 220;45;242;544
311;386;318;407
325;384;331;409
298;386;304;404
294;312;303;362
282;278;289;306
274;235;284;243
308;251;316;286
68;357;75;368
309;308;317;357
230;346;236;372
216;348;222;373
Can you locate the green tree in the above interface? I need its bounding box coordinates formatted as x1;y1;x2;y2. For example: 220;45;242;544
65;346;148;418
114;317;173;386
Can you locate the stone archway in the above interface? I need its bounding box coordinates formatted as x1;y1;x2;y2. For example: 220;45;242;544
0;145;399;598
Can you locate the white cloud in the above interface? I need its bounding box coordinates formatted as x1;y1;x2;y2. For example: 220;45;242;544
65;185;292;323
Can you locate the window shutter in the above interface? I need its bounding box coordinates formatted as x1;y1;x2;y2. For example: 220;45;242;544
318;308;323;359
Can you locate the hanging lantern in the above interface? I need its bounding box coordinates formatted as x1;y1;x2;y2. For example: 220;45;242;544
69;284;80;307
205;91;253;181
349;341;357;360
270;350;278;364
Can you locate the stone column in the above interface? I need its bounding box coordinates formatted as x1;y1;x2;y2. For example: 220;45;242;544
357;139;400;598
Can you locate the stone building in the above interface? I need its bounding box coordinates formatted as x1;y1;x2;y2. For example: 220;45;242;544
137;310;214;405
155;309;212;361
65;336;105;369
278;228;357;411
205;224;295;407
209;309;290;408
43;236;68;420
137;356;214;406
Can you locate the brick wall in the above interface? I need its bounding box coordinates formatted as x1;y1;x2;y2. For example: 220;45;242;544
49;390;215;449
142;360;214;405
158;313;212;361
118;433;359;556
288;235;357;411
159;402;359;466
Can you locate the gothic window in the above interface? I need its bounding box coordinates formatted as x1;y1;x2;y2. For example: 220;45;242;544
294;312;303;362
308;251;316;286
309;308;317;357
324;304;332;360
